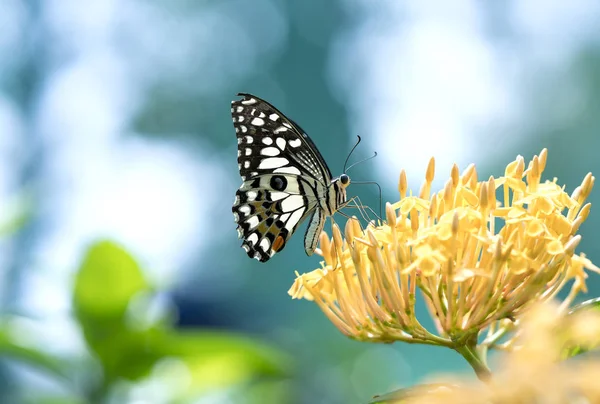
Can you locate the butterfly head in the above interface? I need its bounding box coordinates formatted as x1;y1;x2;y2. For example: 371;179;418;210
339;173;351;188
332;173;351;209
333;174;350;189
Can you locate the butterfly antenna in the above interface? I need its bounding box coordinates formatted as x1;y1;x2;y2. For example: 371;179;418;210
341;136;381;219
351;180;383;220
345;151;378;173
343;135;362;173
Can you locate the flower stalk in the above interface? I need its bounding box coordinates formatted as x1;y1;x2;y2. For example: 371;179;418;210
454;344;491;382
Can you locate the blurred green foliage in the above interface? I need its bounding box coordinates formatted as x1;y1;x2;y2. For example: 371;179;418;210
560;297;600;360
1;240;291;403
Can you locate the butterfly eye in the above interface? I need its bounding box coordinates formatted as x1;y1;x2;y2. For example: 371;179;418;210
340;174;350;185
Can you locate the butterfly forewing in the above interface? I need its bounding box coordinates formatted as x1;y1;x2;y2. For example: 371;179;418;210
231;93;343;262
232;93;332;182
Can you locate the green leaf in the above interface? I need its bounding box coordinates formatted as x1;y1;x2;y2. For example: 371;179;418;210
568;297;600;315
160;330;291;378
22;396;86;404
368;384;460;403
561;344;586;360
229;379;293;404
145;329;292;401
73;241;156;382
74;241;149;318
0;322;70;383
73;240;291;396
560;297;600;360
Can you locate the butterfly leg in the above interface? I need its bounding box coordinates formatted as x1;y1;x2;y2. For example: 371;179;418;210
338;196;368;222
340;196;382;223
351;195;383;222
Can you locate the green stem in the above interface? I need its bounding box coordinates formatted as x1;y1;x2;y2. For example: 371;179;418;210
454;344;492;383
87;372;111;404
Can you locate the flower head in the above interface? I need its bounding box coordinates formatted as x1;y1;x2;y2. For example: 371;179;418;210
289;150;598;346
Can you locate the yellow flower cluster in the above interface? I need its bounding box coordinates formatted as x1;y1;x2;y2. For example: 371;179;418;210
289;150;597;345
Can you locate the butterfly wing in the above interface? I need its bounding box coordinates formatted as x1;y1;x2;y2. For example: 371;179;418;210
303;208;326;256
232;93;332;183
231;93;333;261
233;174;319;262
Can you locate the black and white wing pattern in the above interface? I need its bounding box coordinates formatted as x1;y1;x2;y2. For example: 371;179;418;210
231;93;350;262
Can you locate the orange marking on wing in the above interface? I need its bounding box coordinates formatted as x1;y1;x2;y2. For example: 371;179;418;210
273;235;285;252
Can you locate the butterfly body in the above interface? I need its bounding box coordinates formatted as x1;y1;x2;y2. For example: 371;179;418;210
231;93;350;262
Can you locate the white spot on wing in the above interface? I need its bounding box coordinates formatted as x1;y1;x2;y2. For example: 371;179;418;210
270;192;287;201
286;208;306;231
250;171;258;177
262;137;273;145
260;147;280;156
247;191;258;201
274;126;287;134
246;216;259;229
241;125;247;133
280;213;290;222
243;161;250;169
289;139;302;148
269;113;279;121
276;137;286;150
259;238;270;252
258;112;266;118
247;232;259;244
242;243;250;252
236;106;243;112
239;205;251;215
245;148;252;156
245;136;253;143
274;166;302;175
242;98;257;105
251;117;265;126
258;157;289;169
237;116;244;122
281;195;305;213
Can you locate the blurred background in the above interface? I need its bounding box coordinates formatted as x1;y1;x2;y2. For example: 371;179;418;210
1;1;600;403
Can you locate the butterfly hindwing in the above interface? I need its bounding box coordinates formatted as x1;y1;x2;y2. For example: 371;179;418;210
304;209;326;256
233;174;318;262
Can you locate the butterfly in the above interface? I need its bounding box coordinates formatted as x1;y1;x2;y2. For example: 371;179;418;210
231;93;351;262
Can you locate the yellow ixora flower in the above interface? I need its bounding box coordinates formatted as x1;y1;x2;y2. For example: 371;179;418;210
289;149;598;353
